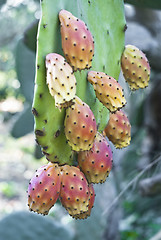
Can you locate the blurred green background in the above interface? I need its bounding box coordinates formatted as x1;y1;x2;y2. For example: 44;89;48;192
0;1;161;240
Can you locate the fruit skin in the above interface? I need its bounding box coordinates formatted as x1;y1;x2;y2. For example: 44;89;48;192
74;184;95;220
27;163;61;215
46;53;76;110
104;110;131;149
87;71;126;113
64;96;97;151
78;132;113;184
121;44;150;90
59;165;90;217
59;9;94;71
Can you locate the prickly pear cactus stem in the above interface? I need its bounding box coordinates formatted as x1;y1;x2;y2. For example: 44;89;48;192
32;0;126;165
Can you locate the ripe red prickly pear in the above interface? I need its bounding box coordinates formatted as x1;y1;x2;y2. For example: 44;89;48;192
46;53;76;109
59;165;90;217
59;9;94;71
64;96;97;151
87;71;126;113
121;44;150;90
74;183;95;220
78;132;113;184
27;163;61;215
104;110;131;149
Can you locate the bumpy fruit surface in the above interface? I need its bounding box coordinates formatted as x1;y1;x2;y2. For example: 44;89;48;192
78;132;113;184
64;96;97;151
87;71;126;113
59;165;90;217
27;163;61;215
59;9;94;71
46;53;76;109
74;184;95;220
104;110;131;149
121;44;150;90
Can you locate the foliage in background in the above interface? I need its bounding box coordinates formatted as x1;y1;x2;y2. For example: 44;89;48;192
124;0;161;9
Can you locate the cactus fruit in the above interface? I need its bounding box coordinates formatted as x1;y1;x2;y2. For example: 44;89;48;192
104;110;131;149
27;163;61;215
46;53;76;109
59;165;90;217
78;132;113;184
64;96;97;151
121;44;150;90
74;184;95;220
87;71;126;113
59;10;94;71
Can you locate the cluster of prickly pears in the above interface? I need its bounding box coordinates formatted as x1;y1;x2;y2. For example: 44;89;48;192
28;6;151;220
27;163;95;219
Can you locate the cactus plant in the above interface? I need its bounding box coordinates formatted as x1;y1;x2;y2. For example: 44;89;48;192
25;0;153;219
24;0;155;221
26;0;127;218
32;0;126;166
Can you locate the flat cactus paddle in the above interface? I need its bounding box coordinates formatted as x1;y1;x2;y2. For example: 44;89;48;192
32;0;125;165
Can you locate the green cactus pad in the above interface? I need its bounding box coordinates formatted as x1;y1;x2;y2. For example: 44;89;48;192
0;211;73;240
33;0;125;165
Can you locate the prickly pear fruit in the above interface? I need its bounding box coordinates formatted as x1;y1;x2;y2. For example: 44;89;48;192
104;110;131;149
74;183;95;219
59;165;90;217
121;44;150;90
64;96;97;151
59;9;94;71
87;71;126;113
46;53;76;109
78;132;113;184
27;163;61;215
